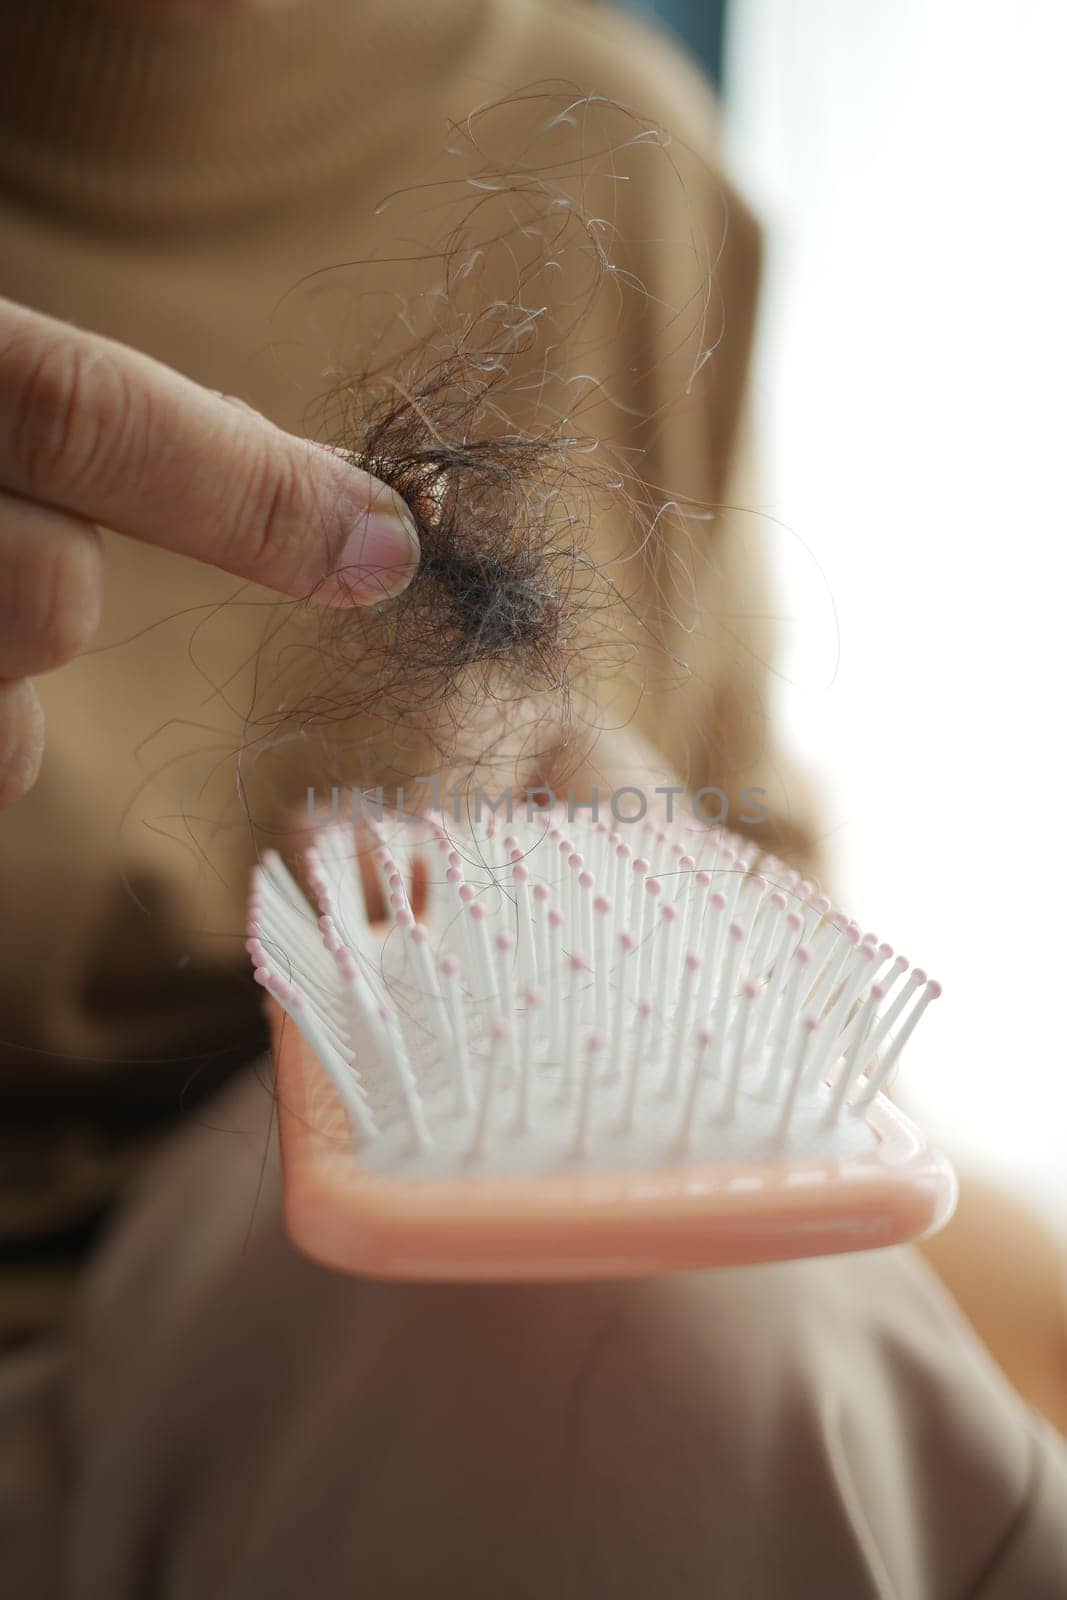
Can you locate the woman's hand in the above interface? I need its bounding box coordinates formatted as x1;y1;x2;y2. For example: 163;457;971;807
0;297;421;807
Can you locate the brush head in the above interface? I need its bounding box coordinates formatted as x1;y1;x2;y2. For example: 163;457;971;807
250;810;955;1280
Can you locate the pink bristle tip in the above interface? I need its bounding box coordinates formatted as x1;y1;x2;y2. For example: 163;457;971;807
795;946;812;965
522;985;543;1007
619;931;636;952
533;883;549;902
871;983;886;1001
803;1015;819;1034
697;1026;713;1048
514;863;529;882
569;852;583;869
446;867;462;884
569;953;587;973
594;895;611;915
638;1000;653;1018
495;932;513;952
579;871;594;890
684;951;700;972
711;892;727;910
491;1018;510;1041
660;903;677;923
913;969;927;985
548;909;564;929
586;1032;605;1052
696;871;711;888
680;854;695;871
410;924;427;944
469;903;486;922
616;842;632;860
743;980;759;999
439;954;458;977
396;908;413;928
633;857;649;875
926;979;942;998
459;884;475;903
728;921;744;942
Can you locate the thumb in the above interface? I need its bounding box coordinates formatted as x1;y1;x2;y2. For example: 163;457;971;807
0;298;421;606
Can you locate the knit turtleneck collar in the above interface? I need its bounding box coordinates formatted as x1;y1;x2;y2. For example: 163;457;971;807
0;0;485;227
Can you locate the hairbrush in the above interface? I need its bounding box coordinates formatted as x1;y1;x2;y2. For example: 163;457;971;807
249;812;954;1281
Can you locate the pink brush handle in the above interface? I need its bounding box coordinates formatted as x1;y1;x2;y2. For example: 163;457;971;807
269;1000;957;1283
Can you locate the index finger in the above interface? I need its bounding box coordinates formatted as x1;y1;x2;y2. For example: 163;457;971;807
0;297;420;605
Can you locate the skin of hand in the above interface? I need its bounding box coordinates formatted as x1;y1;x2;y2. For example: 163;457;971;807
0;296;421;808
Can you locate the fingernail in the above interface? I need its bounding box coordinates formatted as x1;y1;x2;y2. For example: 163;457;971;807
0;681;45;807
317;486;420;607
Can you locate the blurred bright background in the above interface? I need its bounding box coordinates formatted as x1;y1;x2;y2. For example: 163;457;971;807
622;0;1067;1227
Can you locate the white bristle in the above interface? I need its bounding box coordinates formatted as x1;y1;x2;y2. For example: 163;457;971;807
573;1031;605;1158
250;813;941;1177
439;954;473;1113
621;998;653;1135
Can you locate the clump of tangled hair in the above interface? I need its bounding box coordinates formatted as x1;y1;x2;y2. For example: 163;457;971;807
322;351;596;708
238;88;717;805
289;314;621;790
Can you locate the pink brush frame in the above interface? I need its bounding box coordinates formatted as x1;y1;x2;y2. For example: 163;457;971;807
270;1000;957;1282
